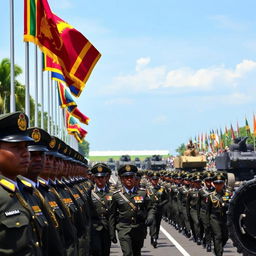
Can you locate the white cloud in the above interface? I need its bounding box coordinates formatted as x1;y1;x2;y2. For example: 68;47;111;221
209;15;246;31
107;59;256;93
104;98;134;105
136;57;151;72
153;115;168;124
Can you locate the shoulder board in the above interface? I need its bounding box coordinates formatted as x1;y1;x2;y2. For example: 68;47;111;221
21;179;32;187
0;179;16;192
113;189;121;195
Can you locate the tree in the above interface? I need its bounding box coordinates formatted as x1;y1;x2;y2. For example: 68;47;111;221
78;140;89;157
176;143;186;155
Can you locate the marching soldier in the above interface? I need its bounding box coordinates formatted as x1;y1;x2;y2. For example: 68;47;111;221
186;174;202;245
89;163;113;256
109;164;155;256
0;112;43;255
209;173;232;256
147;171;168;248
198;171;215;252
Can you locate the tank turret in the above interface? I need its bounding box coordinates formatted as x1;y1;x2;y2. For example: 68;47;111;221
146;155;167;171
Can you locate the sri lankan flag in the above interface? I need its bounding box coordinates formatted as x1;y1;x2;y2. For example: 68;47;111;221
43;54;81;97
24;0;101;97
57;82;90;125
245;117;251;135
65;110;87;143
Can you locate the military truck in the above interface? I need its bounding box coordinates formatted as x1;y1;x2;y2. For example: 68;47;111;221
217;137;256;255
145;155;167;171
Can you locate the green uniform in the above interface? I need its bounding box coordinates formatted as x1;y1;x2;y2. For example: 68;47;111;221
110;187;155;256
186;188;201;242
90;186;112;256
209;189;231;256
198;186;214;249
147;185;168;242
0;175;43;255
170;184;180;228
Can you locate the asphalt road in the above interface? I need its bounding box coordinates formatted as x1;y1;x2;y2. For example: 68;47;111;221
109;175;241;256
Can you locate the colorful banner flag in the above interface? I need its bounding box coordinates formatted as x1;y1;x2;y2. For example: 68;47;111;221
245;117;251;135
24;0;101;97
230;124;236;140
57;82;90;125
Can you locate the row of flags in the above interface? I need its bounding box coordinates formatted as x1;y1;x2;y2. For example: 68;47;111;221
23;0;101;142
193;115;256;152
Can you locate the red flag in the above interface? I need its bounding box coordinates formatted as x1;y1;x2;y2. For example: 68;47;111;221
24;0;101;97
231;124;236;140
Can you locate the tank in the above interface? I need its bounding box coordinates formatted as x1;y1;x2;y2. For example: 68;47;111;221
173;155;206;171
221;137;256;255
134;157;141;169
215;137;256;181
146;155;167;171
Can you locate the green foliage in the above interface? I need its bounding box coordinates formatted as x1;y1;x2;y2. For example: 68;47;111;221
176;143;186;155
78;140;89;157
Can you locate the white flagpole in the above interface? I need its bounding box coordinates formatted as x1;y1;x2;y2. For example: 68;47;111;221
50;76;54;134
25;43;30;121
47;72;50;133
40;53;44;129
55;82;58;137
34;45;38;126
10;0;15;112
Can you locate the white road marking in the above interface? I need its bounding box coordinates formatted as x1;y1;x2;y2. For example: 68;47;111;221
160;226;191;256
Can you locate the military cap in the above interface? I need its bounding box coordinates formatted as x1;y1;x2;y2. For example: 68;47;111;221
149;171;160;180
91;163;110;177
0;112;33;142
193;174;202;182
213;174;225;183
27;127;51;152
46;136;65;158
118;164;137;177
203;171;214;181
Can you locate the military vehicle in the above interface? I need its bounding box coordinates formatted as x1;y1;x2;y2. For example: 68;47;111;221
116;155;133;170
106;158;116;171
216;137;256;255
145;155;167;171
142;157;150;170
134;157;141;169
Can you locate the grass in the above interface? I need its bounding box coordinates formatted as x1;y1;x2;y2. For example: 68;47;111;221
89;155;170;162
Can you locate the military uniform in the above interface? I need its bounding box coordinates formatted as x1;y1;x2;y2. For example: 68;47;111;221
147;172;168;248
0;112;43;255
110;165;155;256
209;174;231;256
89;164;113;256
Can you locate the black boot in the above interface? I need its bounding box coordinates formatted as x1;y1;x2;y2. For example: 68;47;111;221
206;244;211;252
150;237;154;245
152;238;157;248
197;238;201;245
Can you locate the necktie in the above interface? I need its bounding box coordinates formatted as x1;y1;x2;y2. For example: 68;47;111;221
100;189;104;194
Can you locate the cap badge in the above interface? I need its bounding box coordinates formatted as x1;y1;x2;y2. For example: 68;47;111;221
125;165;131;171
32;129;41;142
49;138;56;149
17;113;27;131
64;147;68;154
97;166;103;172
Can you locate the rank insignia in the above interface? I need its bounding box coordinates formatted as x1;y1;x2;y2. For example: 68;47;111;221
17;113;27;131
32;129;41;142
125;165;131;171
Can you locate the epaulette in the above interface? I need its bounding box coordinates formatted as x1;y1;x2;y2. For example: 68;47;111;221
0;178;16;192
38;178;46;185
20;179;32;188
113;189;121;195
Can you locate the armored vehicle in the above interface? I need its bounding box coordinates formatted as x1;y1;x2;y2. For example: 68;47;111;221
134;157;141;169
146;155;167;171
116;155;133;170
106;158;116;171
219;137;256;255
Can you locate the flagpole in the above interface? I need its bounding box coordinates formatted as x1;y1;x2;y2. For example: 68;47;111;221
47;72;50;133
25;42;30;121
10;0;15;112
50;76;54;135
55;82;58;137
34;45;38;126
41;53;44;129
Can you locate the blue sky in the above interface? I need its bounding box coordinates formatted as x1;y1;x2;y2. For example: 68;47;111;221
1;0;256;154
